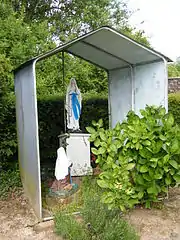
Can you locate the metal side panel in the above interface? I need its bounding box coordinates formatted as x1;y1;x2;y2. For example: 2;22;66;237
134;60;168;114
14;61;42;220
108;67;132;128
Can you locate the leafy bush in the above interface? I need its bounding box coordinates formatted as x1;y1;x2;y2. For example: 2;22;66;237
81;183;138;240
0;94;108;169
0;166;22;199
55;211;89;240
87;105;180;210
169;93;180;125
2;91;180;171
54;176;139;240
0;55;17;168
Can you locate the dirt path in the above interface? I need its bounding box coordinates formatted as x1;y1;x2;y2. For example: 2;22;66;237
0;193;60;240
0;188;179;240
126;188;180;240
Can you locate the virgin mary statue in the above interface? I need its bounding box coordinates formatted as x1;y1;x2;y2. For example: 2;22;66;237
65;78;82;131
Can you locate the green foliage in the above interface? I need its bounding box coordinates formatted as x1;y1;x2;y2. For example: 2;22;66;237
55;212;89;240
0;2;55;166
87;106;180;210
168;63;180;77
9;0;129;38
0;94;108;168
0;3;54;69
0;166;22;200
36;55;108;97
169;93;180;125
0;55;17;166
54;176;139;240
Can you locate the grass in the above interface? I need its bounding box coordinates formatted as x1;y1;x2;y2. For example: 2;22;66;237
0;166;22;200
54;176;139;240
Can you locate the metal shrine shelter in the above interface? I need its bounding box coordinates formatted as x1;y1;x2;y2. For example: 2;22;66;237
14;26;172;220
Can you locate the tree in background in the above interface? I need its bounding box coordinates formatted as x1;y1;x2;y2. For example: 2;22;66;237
168;57;180;77
1;1;150;97
0;2;55;165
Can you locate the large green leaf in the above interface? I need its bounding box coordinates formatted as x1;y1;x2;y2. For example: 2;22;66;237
91;147;98;155
88;134;96;142
98;147;106;154
110;144;117;152
114;140;122;149
169;160;179;169
128;199;139;207
126;163;135;170
163;166;169;172
165;176;172;185
128;125;135;131
149;168;155;177
145;201;151;209
161;186;168;193
94;138;100;147
143;140;151;146
165;113;174;128
86;126;96;134
150;158;158;162
99;132;106;141
159;107;166;116
173;174;180;183
135;142;141;150
154;173;163;179
98;119;103;127
97;180;108;188
170;139;179;154
107;155;113;163
115;122;121;131
139;148;152;158
170;168;175;175
142;173;151;181
157;160;163;167
138;191;144;199
159;134;166;141
92;120;97;126
152;140;163;154
147;185;158;195
139;158;147;164
140;165;148;173
136;175;145;185
163;154;169;164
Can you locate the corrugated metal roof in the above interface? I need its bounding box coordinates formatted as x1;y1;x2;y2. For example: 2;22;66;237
15;26;172;72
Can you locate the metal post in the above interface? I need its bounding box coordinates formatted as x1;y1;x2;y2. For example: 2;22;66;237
62;51;66;133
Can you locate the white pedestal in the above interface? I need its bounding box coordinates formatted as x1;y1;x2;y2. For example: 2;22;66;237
59;133;92;176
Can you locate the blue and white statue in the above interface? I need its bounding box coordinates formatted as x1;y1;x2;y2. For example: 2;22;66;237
65;78;82;131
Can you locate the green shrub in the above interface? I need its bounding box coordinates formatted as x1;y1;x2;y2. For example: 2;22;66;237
169;93;180;125
2;92;180;170
55;212;89;240
0;55;17;168
0;94;108;168
54;176;139;240
87;105;180;210
0;166;22;199
82;190;138;240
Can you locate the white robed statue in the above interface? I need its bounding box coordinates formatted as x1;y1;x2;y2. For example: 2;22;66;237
55;147;69;181
65;78;82;131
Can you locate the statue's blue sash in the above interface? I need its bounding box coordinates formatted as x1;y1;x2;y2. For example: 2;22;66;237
70;92;81;120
